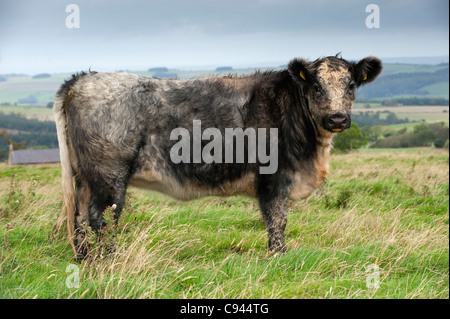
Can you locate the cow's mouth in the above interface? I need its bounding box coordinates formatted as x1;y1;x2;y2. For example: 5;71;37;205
323;113;351;133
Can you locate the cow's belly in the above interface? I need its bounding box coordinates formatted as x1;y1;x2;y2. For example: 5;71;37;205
129;170;257;201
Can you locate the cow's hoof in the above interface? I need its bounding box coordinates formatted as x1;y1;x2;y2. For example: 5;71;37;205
74;252;87;262
73;241;89;261
268;244;287;254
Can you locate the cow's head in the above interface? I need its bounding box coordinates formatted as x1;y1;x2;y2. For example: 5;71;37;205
288;55;382;133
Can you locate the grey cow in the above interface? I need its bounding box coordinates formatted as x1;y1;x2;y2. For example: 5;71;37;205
53;55;382;259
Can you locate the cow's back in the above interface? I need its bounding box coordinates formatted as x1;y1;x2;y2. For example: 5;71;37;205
57;71;260;199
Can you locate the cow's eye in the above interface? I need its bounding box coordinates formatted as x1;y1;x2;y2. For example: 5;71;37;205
314;85;322;94
348;82;356;91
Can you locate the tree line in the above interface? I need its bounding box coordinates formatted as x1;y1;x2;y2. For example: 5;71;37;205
0;112;58;161
369;122;449;149
333;111;449;152
351;111;409;127
357;97;449;106
0;112;56;134
0;111;448;161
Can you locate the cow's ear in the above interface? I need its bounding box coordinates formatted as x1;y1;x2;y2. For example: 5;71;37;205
354;56;383;86
288;58;314;84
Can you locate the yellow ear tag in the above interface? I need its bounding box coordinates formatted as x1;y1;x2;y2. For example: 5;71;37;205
363;73;368;81
300;71;306;81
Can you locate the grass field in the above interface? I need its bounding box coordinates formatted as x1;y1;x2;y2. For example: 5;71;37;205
0;148;448;299
0;105;55;122
352;106;449;125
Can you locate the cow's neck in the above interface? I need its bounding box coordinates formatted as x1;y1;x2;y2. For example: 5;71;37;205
316;129;334;149
314;128;335;185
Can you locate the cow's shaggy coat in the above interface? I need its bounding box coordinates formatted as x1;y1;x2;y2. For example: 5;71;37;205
54;56;382;259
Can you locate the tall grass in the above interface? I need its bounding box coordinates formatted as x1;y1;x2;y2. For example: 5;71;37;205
0;148;448;298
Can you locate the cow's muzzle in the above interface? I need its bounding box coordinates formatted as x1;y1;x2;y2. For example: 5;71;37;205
323;113;351;133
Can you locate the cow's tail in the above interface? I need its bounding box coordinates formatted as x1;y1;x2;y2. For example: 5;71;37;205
53;93;77;256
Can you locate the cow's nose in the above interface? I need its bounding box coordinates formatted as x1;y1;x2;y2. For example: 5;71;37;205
324;113;350;132
328;116;348;127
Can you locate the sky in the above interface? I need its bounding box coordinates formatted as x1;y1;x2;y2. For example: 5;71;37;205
0;0;448;74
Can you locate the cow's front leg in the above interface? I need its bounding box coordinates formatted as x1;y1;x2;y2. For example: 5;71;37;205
258;176;290;253
260;195;288;252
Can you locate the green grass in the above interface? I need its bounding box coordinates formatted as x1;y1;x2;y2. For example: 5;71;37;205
0;105;54;121
422;82;450;98
0;149;448;299
0;91;56;105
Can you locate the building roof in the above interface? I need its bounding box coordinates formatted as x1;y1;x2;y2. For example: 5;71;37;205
11;148;60;165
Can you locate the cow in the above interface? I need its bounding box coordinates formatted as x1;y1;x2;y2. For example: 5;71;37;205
53;55;382;260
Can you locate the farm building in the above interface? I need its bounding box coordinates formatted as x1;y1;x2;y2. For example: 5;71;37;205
9;147;60;165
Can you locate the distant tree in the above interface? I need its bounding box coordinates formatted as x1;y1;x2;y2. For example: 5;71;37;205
361;125;389;142
385;112;400;124
215;66;233;72
0;111;56;133
0;130;27;150
333;123;367;153
0;76;6;82
18;95;38;104
434;139;446;148
148;67;169;73
370;122;448;149
352;111;409;127
429;122;449;141
47;101;54;109
413;123;436;146
153;72;177;79
32;73;51;79
0;149;7;161
381;97;449;106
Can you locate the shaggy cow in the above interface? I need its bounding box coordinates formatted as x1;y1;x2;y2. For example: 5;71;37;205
54;55;382;259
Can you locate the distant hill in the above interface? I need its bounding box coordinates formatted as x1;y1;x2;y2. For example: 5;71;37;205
381;56;449;65
357;63;449;100
0;62;448;105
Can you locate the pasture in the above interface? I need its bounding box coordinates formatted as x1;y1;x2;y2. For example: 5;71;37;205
0;148;448;299
352;106;449;124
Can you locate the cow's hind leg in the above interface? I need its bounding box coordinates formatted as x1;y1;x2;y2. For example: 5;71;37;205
86;171;129;251
73;170;128;260
74;175;91;260
88;183;127;232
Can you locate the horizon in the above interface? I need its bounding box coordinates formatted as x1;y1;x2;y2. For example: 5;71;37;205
0;1;448;75
0;55;449;77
